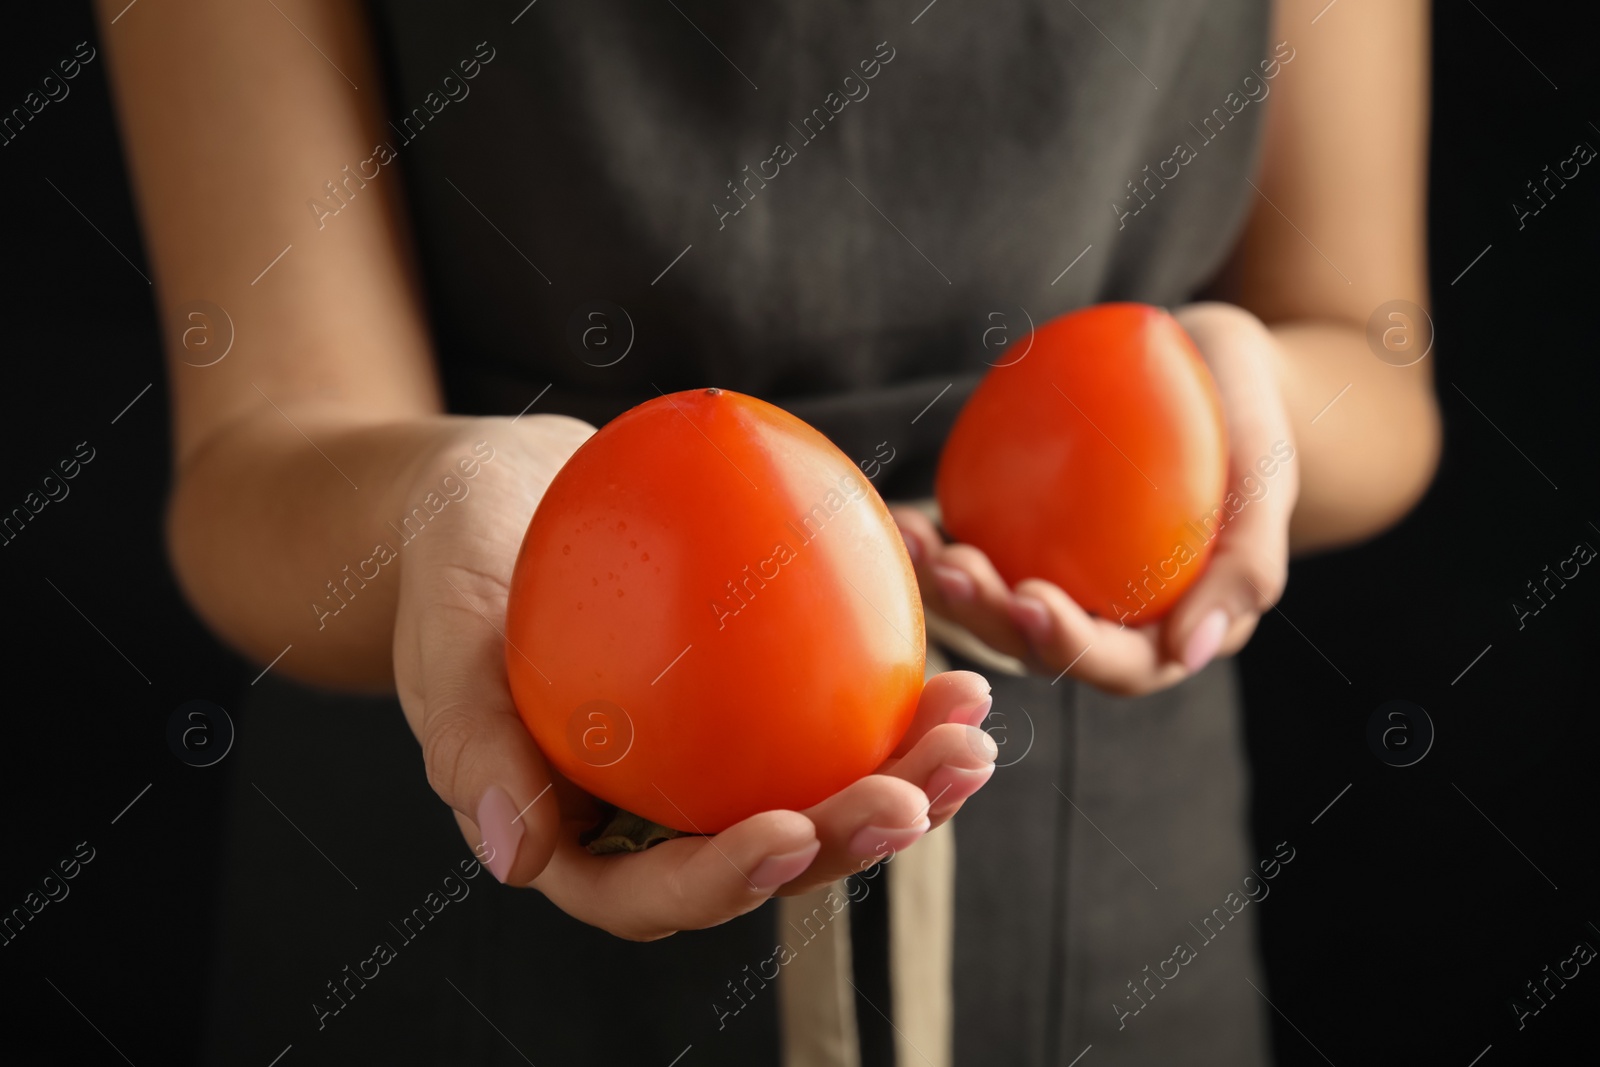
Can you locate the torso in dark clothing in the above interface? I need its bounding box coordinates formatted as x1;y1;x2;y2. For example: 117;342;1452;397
371;0;1274;495
201;6;1281;1065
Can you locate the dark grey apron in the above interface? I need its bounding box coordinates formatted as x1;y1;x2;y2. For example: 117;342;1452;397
203;1;1276;1062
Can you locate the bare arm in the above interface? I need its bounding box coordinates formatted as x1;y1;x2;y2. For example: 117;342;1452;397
99;0;996;931
1228;0;1441;552
99;0;474;690
894;0;1441;690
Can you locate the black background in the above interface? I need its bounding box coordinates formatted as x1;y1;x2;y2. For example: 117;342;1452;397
1;2;1595;1064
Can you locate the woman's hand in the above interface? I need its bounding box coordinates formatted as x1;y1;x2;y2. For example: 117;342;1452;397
893;302;1299;697
392;415;996;940
525;670;993;941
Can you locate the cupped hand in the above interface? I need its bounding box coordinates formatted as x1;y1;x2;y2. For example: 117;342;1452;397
527;669;993;941
893;302;1299;697
391;414;996;941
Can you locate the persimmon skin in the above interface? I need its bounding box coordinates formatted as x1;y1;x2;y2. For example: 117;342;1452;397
505;389;925;833
936;303;1228;624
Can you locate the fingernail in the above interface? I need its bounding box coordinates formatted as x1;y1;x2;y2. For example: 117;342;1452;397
477;785;525;884
748;840;822;891
849;816;930;859
953;695;993;728
1183;609;1229;673
1008;594;1051;645
964;724;999;762
925;763;995;817
933;564;975;603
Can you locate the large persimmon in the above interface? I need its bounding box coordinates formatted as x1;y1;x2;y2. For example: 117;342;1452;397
506;389;924;834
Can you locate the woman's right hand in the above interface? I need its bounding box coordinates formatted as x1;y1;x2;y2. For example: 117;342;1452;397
393;416;998;941
94;0;995;943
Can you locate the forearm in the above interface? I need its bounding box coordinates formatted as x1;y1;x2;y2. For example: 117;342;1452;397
168;408;493;691
1268;320;1440;553
99;0;478;691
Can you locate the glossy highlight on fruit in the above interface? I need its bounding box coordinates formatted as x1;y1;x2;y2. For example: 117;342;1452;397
505;388;926;833
936;303;1228;624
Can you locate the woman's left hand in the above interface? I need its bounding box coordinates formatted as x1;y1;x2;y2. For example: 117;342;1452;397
893;302;1300;697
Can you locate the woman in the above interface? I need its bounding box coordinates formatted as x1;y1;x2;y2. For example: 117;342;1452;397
99;0;1438;1063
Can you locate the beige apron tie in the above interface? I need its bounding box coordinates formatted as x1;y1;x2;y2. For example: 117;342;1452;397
887;818;955;1067
776;884;864;1067
775;498;1026;1066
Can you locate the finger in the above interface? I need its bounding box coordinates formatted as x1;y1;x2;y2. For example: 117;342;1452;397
884;721;998;827
399;585;561;888
532;810;819;941
1164;305;1298;670
1158;474;1291;668
1010;578;1187;696
891;510;1031;662
891;669;992;757
889;505;942;570
780;773;935;894
924;543;1033;660
892;506;967;626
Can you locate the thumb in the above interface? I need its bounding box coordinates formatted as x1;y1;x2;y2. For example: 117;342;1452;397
399;577;561;887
